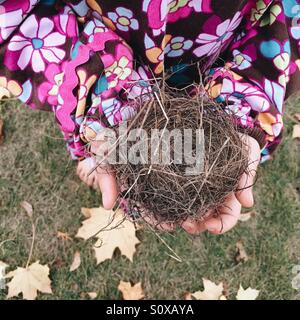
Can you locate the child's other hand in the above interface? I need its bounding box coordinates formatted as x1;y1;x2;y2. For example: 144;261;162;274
77;140;118;210
181;134;261;235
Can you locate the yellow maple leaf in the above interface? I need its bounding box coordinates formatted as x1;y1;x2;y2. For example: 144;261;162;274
76;207;140;264
6;261;52;300
191;278;224;300
236;285;259;300
118;281;145;300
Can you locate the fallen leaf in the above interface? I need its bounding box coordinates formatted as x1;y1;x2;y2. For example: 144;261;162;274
0;118;4;145
191;278;224;300
20;201;33;218
293;113;300;122
6;261;52;300
87;292;97;299
76;207;140;264
293;124;300;139
57;231;72;241
118;281;145;300
235;240;249;263
69;251;81;272
236;285;259;300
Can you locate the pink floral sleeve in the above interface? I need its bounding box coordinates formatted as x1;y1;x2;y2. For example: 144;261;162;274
206;0;300;161
0;0;138;159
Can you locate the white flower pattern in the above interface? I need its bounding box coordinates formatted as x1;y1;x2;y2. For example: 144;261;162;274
8;14;66;72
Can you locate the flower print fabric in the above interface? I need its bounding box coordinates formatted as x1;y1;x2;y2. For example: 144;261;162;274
0;0;300;161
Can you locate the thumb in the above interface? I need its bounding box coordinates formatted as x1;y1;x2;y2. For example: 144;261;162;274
236;135;261;208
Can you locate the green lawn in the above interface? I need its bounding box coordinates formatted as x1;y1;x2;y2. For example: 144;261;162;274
0;96;299;300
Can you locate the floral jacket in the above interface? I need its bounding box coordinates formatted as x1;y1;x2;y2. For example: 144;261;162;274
0;0;300;161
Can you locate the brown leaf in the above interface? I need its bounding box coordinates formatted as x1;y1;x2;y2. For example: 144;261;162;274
235;240;249;263
57;231;72;241
6;261;52;300
76;207;140;264
236;285;259;300
0;118;4;145
69;251;81;272
118;281;145;300
190;278;224;300
20;201;33;218
293;124;300;139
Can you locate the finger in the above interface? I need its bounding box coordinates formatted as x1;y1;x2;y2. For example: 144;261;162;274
96;166;118;210
181;209;214;235
141;211;175;231
236;172;255;208
236;136;261;208
205;193;241;234
181;218;207;234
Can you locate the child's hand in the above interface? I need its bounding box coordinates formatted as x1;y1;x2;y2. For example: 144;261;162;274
84;134;261;235
77;140;118;210
181;134;261;235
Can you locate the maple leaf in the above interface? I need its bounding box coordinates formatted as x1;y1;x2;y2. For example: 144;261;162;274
236;285;259;300
191;278;224;300
69;251;81;272
118;281;145;300
6;261;52;300
76;207;140;264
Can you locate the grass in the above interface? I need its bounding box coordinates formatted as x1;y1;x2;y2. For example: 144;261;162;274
0;96;299;300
